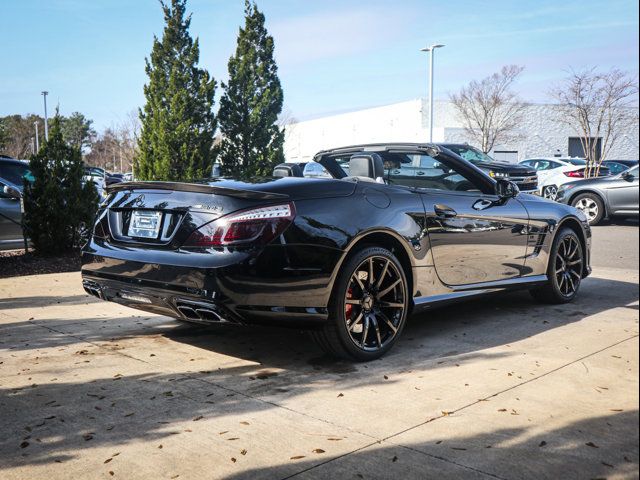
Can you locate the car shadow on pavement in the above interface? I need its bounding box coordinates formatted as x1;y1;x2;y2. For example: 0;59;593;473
161;274;639;372
221;410;639;480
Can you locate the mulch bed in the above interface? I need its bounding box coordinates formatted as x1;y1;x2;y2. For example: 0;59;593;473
0;249;82;278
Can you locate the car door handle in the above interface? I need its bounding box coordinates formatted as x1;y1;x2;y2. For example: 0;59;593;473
434;204;457;218
472;199;494;211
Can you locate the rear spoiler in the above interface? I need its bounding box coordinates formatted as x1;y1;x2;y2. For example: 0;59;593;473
106;181;289;200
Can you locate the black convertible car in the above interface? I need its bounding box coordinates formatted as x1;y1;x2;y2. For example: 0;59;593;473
81;143;591;360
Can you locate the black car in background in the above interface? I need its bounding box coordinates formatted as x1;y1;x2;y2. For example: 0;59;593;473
82;143;591;360
0;158;31;250
440;143;539;193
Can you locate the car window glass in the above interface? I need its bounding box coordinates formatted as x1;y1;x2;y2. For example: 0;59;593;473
303;162;331;178
568;159;587;166
386;154;482;192
537;160;551;170
0;162;33;186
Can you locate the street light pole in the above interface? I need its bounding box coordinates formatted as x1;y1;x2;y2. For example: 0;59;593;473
34;121;39;151
41;91;49;141
420;44;445;143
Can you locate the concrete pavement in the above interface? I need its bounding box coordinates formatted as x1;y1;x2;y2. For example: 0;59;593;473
0;243;638;479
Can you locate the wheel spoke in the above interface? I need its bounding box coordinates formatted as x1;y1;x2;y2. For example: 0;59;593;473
361;316;370;347
352;273;365;291
375;260;390;290
567;274;575;293
378;301;404;308
371;315;382;347
567;258;582;266
349;312;363;332
345;299;361;305
377;310;398;334
368;258;375;287
570;269;581;280
378;279;401;298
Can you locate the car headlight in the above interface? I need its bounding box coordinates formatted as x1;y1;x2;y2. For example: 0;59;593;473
489;171;508;178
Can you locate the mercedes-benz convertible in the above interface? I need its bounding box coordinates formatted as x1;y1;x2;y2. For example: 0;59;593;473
81;143;591;360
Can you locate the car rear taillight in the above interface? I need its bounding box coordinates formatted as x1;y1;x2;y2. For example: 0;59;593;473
564;170;585;178
183;202;296;248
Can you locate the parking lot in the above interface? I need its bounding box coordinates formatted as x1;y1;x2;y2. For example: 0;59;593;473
0;221;638;480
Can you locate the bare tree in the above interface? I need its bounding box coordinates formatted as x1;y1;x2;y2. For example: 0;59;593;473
450;65;528;153
85;113;140;173
550;68;638;177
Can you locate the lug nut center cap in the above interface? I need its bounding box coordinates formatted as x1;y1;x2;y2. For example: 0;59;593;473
362;295;374;311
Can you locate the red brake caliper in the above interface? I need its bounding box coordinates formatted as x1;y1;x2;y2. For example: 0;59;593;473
345;287;353;320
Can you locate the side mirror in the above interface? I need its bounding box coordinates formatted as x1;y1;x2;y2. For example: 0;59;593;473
622;171;635;181
495;179;519;199
2;184;22;200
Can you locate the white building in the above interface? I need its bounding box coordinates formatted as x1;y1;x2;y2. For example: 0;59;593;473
284;99;639;163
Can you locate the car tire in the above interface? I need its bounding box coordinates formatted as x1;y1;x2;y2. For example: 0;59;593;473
310;246;409;361
530;228;584;304
571;193;605;225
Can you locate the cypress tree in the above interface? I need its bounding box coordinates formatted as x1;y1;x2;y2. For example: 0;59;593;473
23;115;99;254
136;0;216;181
218;0;284;177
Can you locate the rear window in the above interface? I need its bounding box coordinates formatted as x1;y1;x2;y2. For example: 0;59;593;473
567;159;587;166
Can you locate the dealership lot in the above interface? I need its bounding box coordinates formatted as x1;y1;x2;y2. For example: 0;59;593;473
0;223;638;480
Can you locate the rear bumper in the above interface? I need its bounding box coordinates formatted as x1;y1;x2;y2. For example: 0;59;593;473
81;242;338;327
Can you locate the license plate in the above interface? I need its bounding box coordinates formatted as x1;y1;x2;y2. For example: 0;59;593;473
128;210;162;239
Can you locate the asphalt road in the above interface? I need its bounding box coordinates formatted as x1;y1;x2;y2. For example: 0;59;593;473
590;218;639;270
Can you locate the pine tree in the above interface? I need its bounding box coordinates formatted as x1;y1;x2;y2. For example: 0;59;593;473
218;0;284;177
23;115;99;254
136;0;216;181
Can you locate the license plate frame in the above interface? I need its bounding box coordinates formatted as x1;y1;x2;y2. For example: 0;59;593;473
128;210;162;239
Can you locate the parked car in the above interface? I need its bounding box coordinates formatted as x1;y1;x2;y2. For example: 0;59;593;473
82;142;591;361
601;160;638;175
83;166;107;198
440;144;539;193
556;165;639;225
0;158;32;250
520;158;610;201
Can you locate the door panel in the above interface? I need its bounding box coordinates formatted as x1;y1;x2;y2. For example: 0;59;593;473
421;191;530;286
607;170;639;213
0;196;23;247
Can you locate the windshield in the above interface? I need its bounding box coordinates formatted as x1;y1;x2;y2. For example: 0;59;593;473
0;161;34;188
446;145;496;164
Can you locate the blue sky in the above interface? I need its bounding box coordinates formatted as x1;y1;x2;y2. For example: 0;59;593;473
1;0;638;130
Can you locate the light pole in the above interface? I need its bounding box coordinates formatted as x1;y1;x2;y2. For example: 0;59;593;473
34;121;39;151
420;44;445;143
41;91;49;141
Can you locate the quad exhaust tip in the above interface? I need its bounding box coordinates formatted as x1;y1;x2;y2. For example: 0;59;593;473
175;300;228;324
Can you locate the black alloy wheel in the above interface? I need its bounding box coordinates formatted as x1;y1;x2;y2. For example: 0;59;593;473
554;234;583;297
530;228;584;304
311;246;409;361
